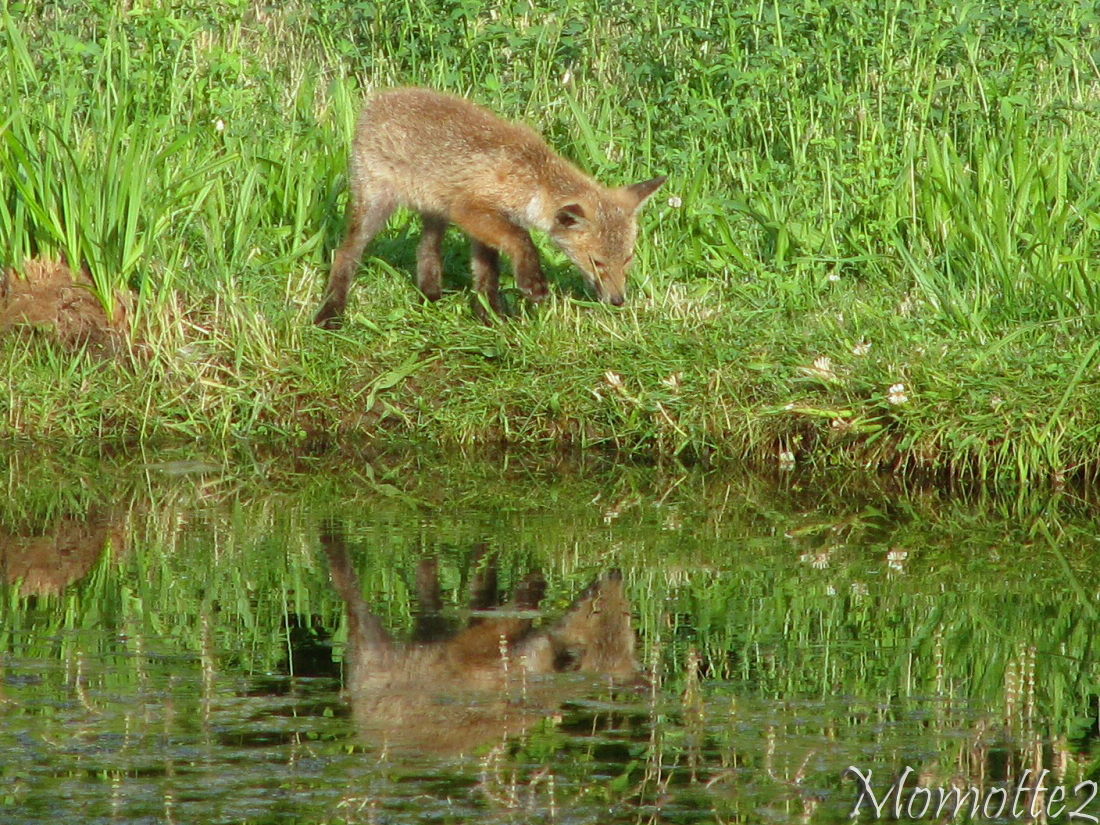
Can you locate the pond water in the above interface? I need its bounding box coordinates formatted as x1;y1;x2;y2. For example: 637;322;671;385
2;452;1099;824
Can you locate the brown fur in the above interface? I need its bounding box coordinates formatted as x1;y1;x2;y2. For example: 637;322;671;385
315;87;665;326
1;506;127;596
0;258;130;354
322;528;641;755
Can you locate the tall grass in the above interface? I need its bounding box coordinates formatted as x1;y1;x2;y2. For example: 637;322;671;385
2;0;1100;482
901;115;1100;333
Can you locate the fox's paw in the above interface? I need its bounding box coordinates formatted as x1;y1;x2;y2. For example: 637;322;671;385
471;294;509;325
419;284;443;302
314;302;345;329
522;279;549;303
417;259;444;302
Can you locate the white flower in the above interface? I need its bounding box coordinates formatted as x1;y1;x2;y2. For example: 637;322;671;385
779;449;796;467
214;118;225;132
561;69;573;85
887;548;908;572
804;356;837;382
852;341;871;356
888;382;908;405
827;272;841;283
667;195;682;208
797;551;830;569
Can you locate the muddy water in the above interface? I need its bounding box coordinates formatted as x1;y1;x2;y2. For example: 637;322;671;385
1;455;1099;824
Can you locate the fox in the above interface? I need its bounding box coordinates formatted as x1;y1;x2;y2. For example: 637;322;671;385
314;87;666;327
321;527;641;756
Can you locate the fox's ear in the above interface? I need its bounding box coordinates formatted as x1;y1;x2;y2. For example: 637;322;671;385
554;202;587;229
622;176;667;211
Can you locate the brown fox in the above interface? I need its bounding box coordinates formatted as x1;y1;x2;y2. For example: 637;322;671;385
321;528;641;756
314;87;665;326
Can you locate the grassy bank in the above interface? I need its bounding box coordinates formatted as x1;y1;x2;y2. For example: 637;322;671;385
2;1;1100;483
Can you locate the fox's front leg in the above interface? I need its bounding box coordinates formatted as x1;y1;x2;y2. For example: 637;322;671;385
510;230;549;304
452;204;549;308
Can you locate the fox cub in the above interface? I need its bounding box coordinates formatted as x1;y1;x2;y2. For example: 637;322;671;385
314;87;665;326
322;529;640;755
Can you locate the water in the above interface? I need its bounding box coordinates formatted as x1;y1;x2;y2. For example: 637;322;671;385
2;453;1099;823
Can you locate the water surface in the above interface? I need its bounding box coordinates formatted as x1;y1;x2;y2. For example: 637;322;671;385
2;453;1098;823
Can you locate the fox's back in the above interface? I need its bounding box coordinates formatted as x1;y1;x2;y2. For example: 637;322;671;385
350;88;582;217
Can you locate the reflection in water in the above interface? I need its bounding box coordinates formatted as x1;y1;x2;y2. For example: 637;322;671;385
323;524;641;756
0;507;126;596
0;455;1099;823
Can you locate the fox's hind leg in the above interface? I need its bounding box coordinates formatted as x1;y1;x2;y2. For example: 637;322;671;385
468;543;499;617
315;188;395;329
470;239;506;319
413;556;450;643
320;524;394;663
416;213;447;302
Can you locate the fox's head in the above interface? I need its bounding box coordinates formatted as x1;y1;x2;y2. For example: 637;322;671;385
549;176;666;307
520;570;639;681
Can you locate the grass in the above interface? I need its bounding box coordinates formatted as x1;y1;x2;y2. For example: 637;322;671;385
2;0;1100;484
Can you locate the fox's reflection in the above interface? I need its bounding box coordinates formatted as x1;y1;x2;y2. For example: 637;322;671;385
321;526;640;756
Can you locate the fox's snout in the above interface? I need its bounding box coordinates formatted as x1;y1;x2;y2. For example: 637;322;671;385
589;267;627;307
585;274;624;306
